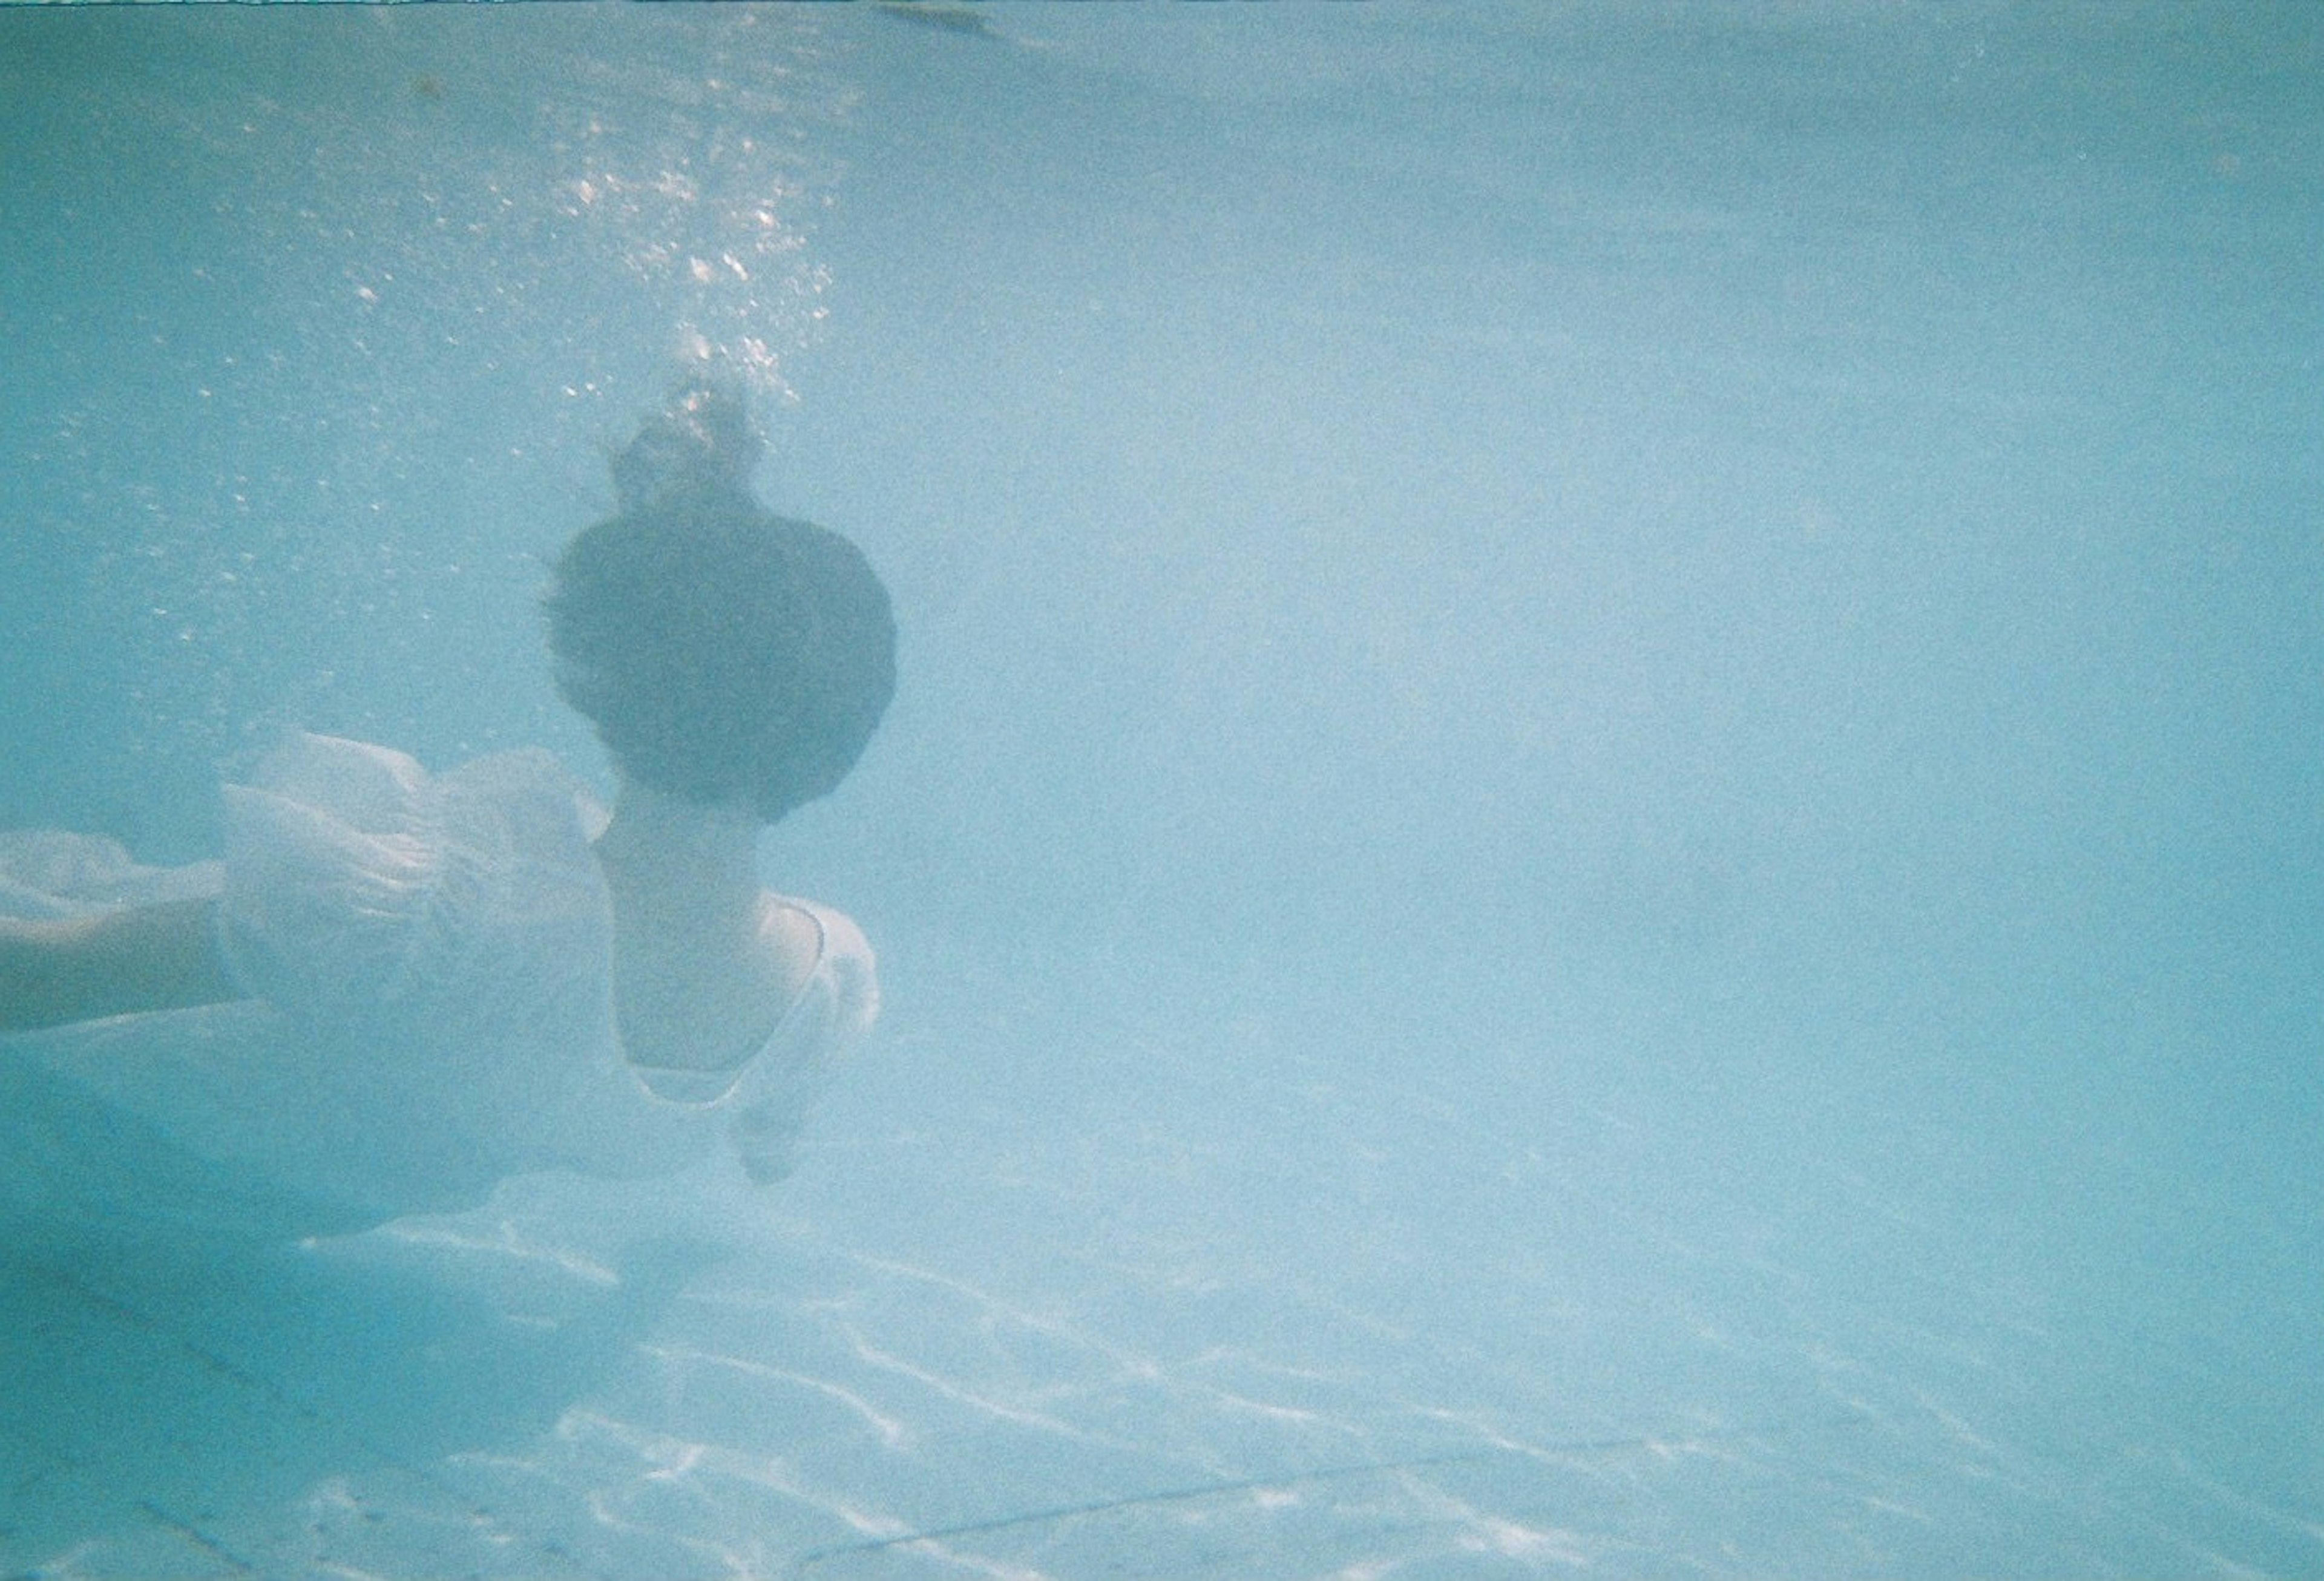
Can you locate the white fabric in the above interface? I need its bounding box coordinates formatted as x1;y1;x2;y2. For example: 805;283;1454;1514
1;735;877;1251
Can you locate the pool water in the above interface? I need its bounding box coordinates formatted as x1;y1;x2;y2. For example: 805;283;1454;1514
2;6;2318;1576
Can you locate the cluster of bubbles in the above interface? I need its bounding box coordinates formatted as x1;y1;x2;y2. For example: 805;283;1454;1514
522;14;854;407
558;157;832;405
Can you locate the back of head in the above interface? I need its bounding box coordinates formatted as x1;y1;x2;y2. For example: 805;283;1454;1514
546;384;896;821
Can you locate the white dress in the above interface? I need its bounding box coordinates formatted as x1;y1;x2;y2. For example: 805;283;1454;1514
0;734;878;1255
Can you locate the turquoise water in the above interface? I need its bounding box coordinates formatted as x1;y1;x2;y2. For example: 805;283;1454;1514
4;5;2319;1576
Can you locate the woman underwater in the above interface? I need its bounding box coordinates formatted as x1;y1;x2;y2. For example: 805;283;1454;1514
0;382;895;1254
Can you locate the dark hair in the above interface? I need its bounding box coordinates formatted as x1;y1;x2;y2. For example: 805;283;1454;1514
545;385;896;821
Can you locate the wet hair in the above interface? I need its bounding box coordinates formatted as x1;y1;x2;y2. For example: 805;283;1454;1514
545;383;896;821
606;378;764;514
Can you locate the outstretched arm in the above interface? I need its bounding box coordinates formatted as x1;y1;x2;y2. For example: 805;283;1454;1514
0;898;243;1032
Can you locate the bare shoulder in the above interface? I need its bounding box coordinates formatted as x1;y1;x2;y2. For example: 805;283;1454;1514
758;897;828;1009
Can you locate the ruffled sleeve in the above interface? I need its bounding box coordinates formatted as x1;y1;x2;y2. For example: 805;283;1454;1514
217;734;608;1034
208;734;620;1210
216;735;441;1013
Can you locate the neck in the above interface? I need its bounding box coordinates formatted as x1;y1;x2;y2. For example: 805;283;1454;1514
594;781;778;1071
594;781;762;926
